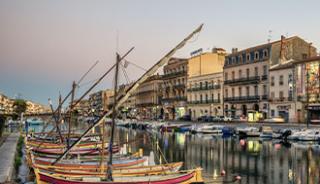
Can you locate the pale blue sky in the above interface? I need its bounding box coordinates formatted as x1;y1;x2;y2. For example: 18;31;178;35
0;0;319;106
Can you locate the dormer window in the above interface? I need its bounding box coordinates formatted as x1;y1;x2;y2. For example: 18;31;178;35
254;51;259;60
263;49;268;58
246;53;251;62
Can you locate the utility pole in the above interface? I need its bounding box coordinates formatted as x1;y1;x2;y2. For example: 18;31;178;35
107;53;121;181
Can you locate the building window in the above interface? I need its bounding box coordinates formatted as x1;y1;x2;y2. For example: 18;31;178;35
218;93;220;101
263;85;267;95
279;75;284;85
246;68;250;78
263;49;268;58
225;89;228;98
200;94;203;102
246;53;251;62
254;85;258;96
225;72;228;81
271;109;275;117
239;87;242;97
232;57;236;64
205;94;208;102
246;86;250;97
211;94;214;100
271;92;275;100
263;65;267;76
279;91;284;100
200;82;203;89
254;67;258;76
271;76;275;86
239;69;242;78
232;71;235;80
254;51;259;60
302;53;308;59
232;88;235;98
205;81;208;88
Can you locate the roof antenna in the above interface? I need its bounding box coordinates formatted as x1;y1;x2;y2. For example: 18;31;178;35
267;30;272;43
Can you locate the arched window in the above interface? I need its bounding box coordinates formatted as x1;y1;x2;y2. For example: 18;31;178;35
263;49;268;58
246;53;251;62
254;51;259;60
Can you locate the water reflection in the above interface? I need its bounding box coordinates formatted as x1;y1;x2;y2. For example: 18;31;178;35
116;128;320;184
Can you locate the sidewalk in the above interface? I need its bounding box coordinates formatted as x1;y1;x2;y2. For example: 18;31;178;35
0;132;20;183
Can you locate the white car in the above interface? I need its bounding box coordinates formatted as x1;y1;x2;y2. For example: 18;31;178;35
223;116;233;122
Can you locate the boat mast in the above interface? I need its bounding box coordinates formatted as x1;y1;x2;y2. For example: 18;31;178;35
52;24;203;165
106;53;121;181
67;81;76;148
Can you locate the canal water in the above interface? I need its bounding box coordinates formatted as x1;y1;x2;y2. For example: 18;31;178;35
20;124;320;184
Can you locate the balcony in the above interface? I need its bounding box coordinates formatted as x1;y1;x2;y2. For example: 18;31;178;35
270;97;293;102
161;96;187;103
261;75;268;80
261;94;268;100
224;95;260;103
224;76;260;85
173;84;186;89
162;71;187;79
188;99;221;104
187;84;221;92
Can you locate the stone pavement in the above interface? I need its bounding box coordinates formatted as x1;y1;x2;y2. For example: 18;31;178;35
0;132;20;183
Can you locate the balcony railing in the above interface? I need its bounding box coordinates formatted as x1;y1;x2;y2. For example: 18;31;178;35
261;94;268;100
173;84;186;89
161;96;187;102
224;95;260;102
261;75;268;80
187;84;221;92
162;71;187;79
269;97;293;102
224;76;260;85
188;99;221;104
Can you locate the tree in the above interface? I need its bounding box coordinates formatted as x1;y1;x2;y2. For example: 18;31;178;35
13;99;27;116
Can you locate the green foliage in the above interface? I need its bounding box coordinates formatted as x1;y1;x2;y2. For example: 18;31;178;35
14;135;24;172
13;99;27;115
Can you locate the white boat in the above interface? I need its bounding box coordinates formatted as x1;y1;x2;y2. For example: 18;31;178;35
259;126;273;139
237;127;260;137
194;125;224;134
298;129;320;141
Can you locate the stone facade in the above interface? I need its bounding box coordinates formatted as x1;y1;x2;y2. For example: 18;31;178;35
135;75;162;120
187;48;226;120
223;36;316;121
161;57;188;120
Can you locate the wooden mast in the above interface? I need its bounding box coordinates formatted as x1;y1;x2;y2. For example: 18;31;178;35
52;24;203;165
67;81;76;148
106;53;121;181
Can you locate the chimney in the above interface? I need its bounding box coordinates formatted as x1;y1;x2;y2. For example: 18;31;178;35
232;48;238;54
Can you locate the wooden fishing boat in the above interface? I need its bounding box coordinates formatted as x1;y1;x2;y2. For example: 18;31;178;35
26;139;109;149
34;167;204;184
31;145;119;156
33;162;183;176
32;155;147;169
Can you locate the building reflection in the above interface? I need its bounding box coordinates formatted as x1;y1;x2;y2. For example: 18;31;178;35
116;128;320;184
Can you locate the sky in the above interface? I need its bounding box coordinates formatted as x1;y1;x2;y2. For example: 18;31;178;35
0;0;320;106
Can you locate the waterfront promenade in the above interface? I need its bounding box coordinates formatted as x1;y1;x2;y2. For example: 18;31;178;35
0;132;20;183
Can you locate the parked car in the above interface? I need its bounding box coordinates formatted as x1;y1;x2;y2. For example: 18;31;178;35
264;117;285;123
204;116;214;122
179;115;191;121
197;115;207;122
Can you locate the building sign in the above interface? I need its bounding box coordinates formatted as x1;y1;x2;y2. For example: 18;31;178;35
190;48;203;57
306;105;320;110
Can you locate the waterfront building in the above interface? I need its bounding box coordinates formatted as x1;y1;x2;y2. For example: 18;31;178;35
72;99;90;116
89;90;113;116
0;94;13;114
223;36;316;121
187;48;226;120
135;75;162;120
295;56;320;123
25;100;50;114
108;83;136;118
269;62;296;122
161;57;188;120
